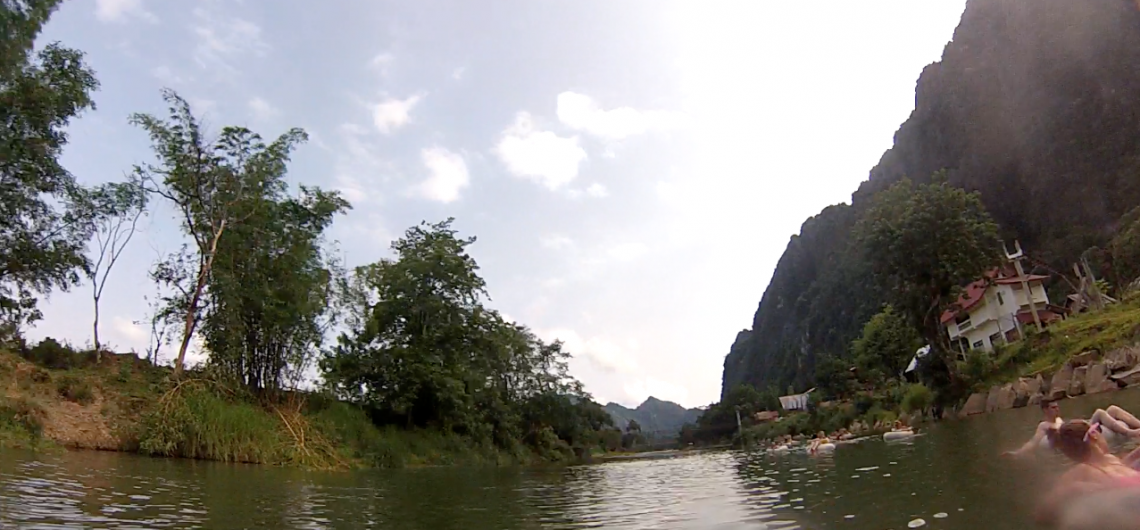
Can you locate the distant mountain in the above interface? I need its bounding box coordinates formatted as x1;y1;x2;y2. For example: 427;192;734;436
604;397;702;436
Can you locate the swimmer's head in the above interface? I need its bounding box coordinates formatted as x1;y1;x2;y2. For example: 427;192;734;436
1048;419;1108;462
1041;398;1061;420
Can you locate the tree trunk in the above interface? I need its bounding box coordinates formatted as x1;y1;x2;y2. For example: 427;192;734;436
92;299;101;363
173;219;226;377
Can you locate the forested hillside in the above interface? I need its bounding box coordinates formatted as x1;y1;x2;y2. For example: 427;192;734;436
722;0;1140;397
604;397;702;437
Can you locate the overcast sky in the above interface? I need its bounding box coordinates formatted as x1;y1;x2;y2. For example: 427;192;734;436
31;0;967;408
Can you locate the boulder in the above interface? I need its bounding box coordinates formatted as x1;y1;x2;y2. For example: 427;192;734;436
1105;346;1140;373
1050;364;1074;400
1028;393;1044;406
987;384;1017;412
960;392;988;417
1023;376;1042;396
1085;362;1115;394
1070;350;1100;368
1013;379;1031;408
1110;367;1140;387
1036;374;1048;395
1069;366;1088;396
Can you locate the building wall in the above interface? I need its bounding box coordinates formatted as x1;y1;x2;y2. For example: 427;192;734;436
945;280;1049;353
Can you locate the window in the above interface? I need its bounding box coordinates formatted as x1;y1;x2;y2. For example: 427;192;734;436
972;340;984;350
989;332;1002;347
997;292;1004;306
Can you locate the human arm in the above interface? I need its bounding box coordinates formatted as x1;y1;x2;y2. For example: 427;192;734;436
1003;422;1047;458
1123;445;1140;467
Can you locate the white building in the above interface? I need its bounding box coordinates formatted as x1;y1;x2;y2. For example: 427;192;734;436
941;268;1063;353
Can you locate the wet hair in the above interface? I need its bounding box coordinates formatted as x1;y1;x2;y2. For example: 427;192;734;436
1041;398;1058;409
1047;420;1096;462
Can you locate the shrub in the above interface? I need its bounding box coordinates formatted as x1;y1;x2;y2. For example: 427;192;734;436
138;383;285;464
24;338;89;370
56;375;95;405
0;397;46;445
901;383;934;414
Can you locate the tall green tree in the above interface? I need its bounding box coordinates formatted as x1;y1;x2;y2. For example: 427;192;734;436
857;174;1002;381
850;305;922;385
131;89;313;377
0;0;100;330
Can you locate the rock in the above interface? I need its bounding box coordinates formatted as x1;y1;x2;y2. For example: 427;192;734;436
1050;364;1074;400
1110;367;1140;387
990;384;1017;411
1023;376;1041;396
960;392;988;417
1069;366;1088;396
1085;362;1114;394
1105;346;1140;373
1070;350;1100;368
1036;374;1048;395
1028;393;1044;406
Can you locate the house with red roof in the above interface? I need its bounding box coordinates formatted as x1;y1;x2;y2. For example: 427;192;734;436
941;266;1066;353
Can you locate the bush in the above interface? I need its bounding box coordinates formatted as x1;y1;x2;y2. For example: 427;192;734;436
901;383;934;414
56;375;95;405
0;397;47;448
24;338;90;370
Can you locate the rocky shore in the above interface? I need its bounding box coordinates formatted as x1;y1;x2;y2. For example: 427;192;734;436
958;346;1140;418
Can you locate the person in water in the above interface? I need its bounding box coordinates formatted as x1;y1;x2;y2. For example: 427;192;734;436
1034;420;1140;525
1003;400;1140;458
808;431;831;453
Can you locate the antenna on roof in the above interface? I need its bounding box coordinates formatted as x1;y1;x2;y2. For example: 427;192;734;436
1003;240;1024;260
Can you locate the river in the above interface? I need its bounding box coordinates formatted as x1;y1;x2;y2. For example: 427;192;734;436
4;389;1140;529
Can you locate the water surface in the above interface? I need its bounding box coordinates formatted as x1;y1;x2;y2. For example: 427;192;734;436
4;389;1139;529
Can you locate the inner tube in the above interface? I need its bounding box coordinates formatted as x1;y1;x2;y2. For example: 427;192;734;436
812;443;836;453
772;445;790;453
883;430;915;441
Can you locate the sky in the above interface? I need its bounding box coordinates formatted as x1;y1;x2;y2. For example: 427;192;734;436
29;0;968;409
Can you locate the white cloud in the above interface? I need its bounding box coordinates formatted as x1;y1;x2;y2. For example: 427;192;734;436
536;328;639;374
605;242;649;263
111;316;147;344
416;147;469;203
586;183;609;197
372;93;423;135
95;0;156;23
539;234;574;251
371;52;394;69
494;112;587;190
248;97;279;121
191;7;269;74
556;91;681;141
452;67;467;80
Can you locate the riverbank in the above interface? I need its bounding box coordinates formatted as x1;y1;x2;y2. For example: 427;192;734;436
0;347;579;469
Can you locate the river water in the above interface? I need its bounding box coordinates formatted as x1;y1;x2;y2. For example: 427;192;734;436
4;389;1140;530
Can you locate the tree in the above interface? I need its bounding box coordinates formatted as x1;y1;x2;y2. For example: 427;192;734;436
813;355;854;400
130;89;310;377
83;182;147;359
857;174;1002;380
0;0;100;331
1108;205;1140;292
626;419;641;433
850;305;922;385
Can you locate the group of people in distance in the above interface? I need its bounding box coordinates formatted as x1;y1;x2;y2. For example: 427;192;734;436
1003;398;1140;528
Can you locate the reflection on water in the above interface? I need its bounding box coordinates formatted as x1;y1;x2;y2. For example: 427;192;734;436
5;388;1140;529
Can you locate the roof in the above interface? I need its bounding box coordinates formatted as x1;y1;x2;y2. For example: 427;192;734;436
1015;308;1064;325
994;274;1049;285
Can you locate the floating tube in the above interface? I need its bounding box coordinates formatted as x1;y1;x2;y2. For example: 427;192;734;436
883;430;915;441
812;443;836;453
772;445;790;453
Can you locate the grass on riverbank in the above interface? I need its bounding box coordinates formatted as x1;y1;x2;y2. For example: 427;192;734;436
959;297;1140;392
0;344;550;469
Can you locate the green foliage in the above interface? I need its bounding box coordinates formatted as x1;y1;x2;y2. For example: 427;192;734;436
131;90;349;387
1109;206;1140;291
813;356;854;400
851;305;922;385
0;0;101;329
21;337;89;370
137;383;286;464
321;219;612;457
0;396;45;446
901;383;934;414
858;175;1002;399
55;374;93;405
